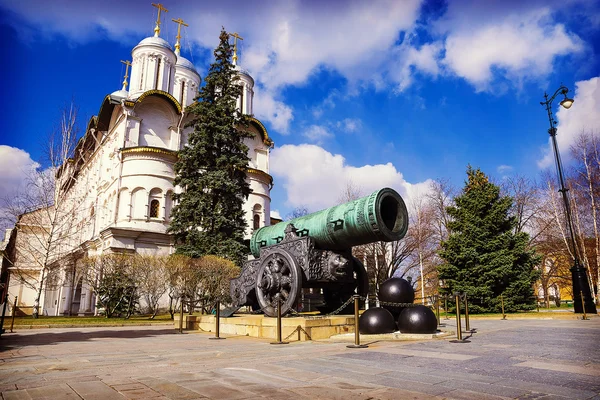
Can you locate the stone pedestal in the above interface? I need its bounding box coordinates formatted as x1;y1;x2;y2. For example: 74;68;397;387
174;314;355;340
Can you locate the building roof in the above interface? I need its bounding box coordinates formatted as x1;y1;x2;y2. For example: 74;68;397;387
176;55;200;80
134;36;173;51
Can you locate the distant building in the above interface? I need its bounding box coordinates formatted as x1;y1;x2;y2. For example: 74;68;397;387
5;15;274;316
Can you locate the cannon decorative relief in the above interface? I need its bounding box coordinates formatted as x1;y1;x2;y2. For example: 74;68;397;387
230;187;409;317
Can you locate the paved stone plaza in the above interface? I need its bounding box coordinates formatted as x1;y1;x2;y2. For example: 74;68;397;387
1;317;599;399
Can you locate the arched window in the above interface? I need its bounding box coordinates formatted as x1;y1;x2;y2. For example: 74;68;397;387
150;199;160;218
253;214;260;230
148;188;163;220
252;204;262;231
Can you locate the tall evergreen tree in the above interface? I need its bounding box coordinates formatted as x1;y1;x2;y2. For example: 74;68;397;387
170;29;251;265
438;166;540;313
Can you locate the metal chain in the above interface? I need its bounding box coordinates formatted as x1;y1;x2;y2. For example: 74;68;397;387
377;300;418;308
282;325;312;342
303;294;356;319
238;296;421;318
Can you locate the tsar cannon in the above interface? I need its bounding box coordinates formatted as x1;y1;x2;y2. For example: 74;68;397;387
230;187;409;317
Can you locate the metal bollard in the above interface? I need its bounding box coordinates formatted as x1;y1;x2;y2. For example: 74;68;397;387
455;293;462;340
444;296;449;320
179;297;184;334
347;294;368;349
464;294;470;332
0;294;8;336
10;296;17;333
501;295;506;320
209;301;225;340
580;291;588;320
449;293;470;343
270;296;289;345
435;295;441;326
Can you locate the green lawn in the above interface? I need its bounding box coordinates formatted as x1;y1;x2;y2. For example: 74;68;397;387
7;314;173;326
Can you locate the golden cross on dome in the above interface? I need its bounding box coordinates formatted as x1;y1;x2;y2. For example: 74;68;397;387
228;32;243;65
120;60;131;90
151;3;169;37
172;17;189;56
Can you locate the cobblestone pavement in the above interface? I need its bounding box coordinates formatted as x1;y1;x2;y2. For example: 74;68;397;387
1;316;599;399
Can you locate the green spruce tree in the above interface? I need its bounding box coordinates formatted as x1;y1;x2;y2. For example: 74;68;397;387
170;29;251;265
438;166;540;313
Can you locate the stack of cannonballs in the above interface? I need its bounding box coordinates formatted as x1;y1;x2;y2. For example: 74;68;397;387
359;277;438;334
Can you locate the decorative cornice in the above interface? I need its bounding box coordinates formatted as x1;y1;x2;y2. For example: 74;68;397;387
248;117;273;147
135;90;182;114
246;168;273;185
121;146;177;158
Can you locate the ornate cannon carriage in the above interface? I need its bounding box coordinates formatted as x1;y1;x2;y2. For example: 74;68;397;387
230;187;409;317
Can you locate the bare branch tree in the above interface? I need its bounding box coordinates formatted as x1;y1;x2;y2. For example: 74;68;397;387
4;103;85;318
570;130;600;304
132;255;169;318
285;206;309;221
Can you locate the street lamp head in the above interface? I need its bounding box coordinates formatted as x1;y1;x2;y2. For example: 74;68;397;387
560;97;574;109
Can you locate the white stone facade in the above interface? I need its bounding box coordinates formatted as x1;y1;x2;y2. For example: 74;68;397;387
6;31;273;316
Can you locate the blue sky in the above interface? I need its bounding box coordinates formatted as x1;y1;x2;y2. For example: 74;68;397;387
1;0;599;221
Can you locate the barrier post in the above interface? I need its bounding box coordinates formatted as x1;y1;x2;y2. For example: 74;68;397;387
444;295;449;320
464;294;470;331
580;291;588;320
450;292;470;343
347;294;368;349
209;301;225;340
435;295;441;326
501;295;506;320
10;296;17;333
270;296;289;345
0;294;8;336
178;297;184;334
455;293;462;340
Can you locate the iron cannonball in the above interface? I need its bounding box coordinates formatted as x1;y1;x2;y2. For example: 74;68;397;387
359;307;397;334
397;305;438;334
379;277;414;319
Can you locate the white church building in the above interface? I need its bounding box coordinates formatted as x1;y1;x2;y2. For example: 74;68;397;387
4;12;276;316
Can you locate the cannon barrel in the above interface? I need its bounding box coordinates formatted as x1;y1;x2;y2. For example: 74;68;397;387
250;187;408;257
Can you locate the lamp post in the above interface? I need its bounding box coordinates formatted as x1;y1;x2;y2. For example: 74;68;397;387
541;86;597;314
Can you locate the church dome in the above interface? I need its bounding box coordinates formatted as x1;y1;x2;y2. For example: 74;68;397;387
235;65;254;85
176;55;198;75
110;89;129;103
134;36;173;51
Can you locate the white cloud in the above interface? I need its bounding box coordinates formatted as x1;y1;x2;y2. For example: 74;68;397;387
239;1;422;90
311;90;340;119
336;118;362;133
389;41;443;92
0;146;40;230
270;144;431;211
497;165;514;174
538;76;600;168
252;86;294;134
439;5;583;91
302;125;333;143
0;146;39;195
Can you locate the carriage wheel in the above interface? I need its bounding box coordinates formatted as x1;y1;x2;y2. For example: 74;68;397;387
255;249;302;317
